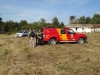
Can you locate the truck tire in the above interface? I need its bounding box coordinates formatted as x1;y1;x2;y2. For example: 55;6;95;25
49;38;57;45
77;38;85;44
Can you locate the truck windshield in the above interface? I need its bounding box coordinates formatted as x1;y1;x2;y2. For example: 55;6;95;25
68;29;75;34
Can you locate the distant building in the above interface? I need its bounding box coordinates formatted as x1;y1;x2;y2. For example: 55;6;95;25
66;24;100;33
92;24;100;32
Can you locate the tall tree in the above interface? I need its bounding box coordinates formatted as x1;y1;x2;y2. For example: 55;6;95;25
14;22;19;32
19;20;28;26
85;17;91;24
79;16;86;24
40;18;46;28
52;17;60;27
18;20;28;30
59;22;64;27
90;13;100;24
5;20;15;32
41;18;46;23
69;15;75;24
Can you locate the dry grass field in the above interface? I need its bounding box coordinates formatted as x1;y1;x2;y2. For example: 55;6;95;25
0;33;100;75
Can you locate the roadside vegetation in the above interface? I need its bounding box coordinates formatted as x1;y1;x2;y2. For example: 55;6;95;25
0;33;100;75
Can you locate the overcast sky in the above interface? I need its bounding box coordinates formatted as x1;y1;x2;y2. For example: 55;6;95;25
0;0;100;25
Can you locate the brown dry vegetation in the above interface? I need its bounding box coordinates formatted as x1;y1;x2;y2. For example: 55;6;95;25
0;33;100;75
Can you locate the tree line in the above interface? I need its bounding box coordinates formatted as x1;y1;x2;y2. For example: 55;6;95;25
69;13;100;24
0;13;100;33
0;17;64;33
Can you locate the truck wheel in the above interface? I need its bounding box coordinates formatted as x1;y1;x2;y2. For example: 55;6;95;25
49;39;57;45
77;38;85;44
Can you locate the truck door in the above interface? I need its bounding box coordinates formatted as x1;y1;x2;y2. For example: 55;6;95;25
59;29;68;41
67;29;76;41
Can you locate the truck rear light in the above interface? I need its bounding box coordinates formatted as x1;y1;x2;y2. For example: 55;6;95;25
43;35;49;38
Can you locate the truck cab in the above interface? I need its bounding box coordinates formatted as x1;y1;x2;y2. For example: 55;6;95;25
43;28;87;45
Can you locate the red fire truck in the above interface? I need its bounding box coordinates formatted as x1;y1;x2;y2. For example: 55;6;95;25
42;28;87;45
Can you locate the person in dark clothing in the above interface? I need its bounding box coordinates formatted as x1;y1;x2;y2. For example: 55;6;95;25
37;29;43;45
29;29;36;48
35;30;38;45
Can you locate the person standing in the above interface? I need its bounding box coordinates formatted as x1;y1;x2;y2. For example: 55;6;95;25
29;29;36;48
35;30;39;46
37;29;43;45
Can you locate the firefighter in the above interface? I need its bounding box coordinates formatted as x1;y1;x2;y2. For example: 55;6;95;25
35;30;39;45
37;29;43;45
